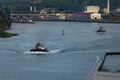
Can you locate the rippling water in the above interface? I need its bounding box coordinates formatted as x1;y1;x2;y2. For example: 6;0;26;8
0;22;120;80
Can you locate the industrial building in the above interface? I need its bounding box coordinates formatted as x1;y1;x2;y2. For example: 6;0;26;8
84;6;100;13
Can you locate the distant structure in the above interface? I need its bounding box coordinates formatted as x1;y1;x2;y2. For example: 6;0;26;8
84;6;100;13
103;0;110;14
114;8;120;13
30;6;37;12
80;5;101;20
107;0;110;14
40;9;47;14
34;6;37;12
103;8;108;14
30;6;33;12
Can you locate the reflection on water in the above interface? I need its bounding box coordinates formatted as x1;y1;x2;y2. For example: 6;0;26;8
0;22;120;80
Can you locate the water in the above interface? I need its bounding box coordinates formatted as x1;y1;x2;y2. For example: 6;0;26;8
0;22;120;80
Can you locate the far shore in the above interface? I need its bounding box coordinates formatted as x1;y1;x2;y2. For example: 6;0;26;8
26;19;120;24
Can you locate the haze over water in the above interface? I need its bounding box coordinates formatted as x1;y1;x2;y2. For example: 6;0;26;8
0;22;120;80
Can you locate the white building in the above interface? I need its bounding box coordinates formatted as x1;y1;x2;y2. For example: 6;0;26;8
40;10;47;14
91;13;101;19
59;15;66;20
30;6;37;12
30;6;33;11
84;6;100;13
103;8;108;14
114;8;120;13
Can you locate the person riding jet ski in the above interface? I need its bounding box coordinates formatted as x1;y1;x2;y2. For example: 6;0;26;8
30;42;49;52
35;42;45;50
97;26;106;32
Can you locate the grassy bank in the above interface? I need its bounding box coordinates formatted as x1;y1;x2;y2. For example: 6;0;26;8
0;31;18;38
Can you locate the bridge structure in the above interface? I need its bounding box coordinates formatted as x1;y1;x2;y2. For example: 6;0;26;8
11;13;57;16
11;13;74;22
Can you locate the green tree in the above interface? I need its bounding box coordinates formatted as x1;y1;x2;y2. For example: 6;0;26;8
0;10;11;29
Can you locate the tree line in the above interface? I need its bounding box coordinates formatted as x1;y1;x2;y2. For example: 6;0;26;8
0;10;15;38
0;0;119;13
0;10;11;30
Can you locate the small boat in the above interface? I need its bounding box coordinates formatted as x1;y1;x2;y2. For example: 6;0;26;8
14;19;35;24
28;20;35;23
30;43;49;53
97;26;106;32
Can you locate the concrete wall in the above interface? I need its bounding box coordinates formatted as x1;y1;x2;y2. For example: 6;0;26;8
90;13;101;19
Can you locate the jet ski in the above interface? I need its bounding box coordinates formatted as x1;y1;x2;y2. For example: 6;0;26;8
97;26;106;32
30;48;49;52
30;42;49;52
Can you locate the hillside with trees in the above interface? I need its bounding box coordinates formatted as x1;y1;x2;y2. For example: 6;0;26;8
0;0;31;13
0;10;17;38
0;11;11;31
0;0;119;13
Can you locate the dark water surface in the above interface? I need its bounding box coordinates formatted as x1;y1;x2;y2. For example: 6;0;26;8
0;22;120;80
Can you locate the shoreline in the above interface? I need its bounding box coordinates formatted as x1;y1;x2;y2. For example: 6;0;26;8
0;31;18;38
0;27;18;38
31;19;120;24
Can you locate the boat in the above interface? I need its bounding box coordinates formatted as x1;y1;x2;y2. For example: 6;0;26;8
19;20;35;24
13;19;35;24
30;43;49;53
97;26;106;32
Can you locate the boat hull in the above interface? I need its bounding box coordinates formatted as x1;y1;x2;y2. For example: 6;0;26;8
97;30;106;32
30;48;49;52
